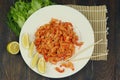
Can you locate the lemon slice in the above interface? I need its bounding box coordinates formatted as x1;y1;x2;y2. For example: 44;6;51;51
38;57;46;73
22;33;29;48
7;41;19;55
31;53;39;68
28;42;34;57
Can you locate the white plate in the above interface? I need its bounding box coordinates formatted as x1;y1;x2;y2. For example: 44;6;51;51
19;5;94;78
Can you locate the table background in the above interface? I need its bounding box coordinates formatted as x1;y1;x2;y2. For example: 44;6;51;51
0;0;119;80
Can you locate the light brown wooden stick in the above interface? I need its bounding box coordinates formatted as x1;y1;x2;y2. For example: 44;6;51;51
70;53;108;62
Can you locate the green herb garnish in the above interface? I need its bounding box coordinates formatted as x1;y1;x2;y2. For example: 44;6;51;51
7;0;55;36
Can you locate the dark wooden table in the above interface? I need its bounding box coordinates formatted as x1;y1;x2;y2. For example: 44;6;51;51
0;0;119;80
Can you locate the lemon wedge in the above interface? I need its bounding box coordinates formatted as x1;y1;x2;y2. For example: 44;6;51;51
38;57;46;73
22;33;29;48
31;53;39;68
7;41;19;55
28;42;34;57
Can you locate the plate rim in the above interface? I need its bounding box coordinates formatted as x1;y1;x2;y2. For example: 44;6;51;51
19;5;94;78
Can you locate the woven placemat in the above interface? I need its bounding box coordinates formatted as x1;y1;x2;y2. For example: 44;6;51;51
68;5;108;60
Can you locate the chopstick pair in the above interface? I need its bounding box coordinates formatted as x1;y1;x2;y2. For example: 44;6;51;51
66;39;105;62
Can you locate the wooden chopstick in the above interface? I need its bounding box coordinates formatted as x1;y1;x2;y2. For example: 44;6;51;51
70;53;108;62
66;39;103;62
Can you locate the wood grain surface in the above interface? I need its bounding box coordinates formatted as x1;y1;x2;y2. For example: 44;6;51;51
0;0;118;80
